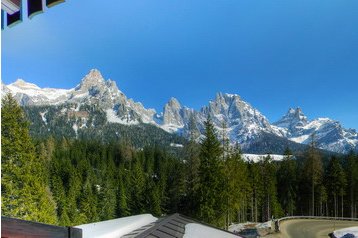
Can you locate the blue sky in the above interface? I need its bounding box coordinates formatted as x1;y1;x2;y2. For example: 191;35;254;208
2;0;358;129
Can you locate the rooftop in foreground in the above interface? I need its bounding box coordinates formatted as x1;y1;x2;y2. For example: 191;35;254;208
75;213;240;238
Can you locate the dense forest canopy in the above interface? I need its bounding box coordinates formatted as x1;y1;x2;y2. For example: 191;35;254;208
2;94;358;228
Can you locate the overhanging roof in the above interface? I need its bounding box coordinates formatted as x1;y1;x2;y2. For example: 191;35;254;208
1;0;65;29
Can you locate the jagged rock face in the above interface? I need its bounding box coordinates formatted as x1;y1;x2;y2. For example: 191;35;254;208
4;69;157;125
70;69;117;108
163;98;184;126
160;98;195;133
161;93;275;146
274;109;358;153
197;93;275;146
2;69;357;153
273;108;309;138
274;108;308;130
70;70;157;124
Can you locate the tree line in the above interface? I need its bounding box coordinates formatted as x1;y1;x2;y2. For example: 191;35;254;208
2;94;358;229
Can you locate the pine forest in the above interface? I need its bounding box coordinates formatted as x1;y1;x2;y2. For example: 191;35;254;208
2;94;358;229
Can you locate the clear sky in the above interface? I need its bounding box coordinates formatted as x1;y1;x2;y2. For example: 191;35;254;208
2;0;358;129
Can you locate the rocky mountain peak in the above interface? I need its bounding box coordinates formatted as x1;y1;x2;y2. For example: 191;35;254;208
274;107;308;129
76;69;106;91
163;97;185;127
167;97;182;109
87;68;103;79
212;93;243;109
289;107;305;118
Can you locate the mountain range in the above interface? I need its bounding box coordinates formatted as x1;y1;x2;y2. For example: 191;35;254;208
2;69;357;154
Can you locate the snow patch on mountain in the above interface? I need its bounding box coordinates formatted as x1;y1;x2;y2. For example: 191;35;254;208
40;111;48;125
290;134;310;144
72;123;78;137
106;109;139;125
170;143;184;148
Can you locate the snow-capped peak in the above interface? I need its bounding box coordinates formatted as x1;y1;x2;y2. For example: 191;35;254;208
273;108;358;153
5;77;71;106
10;79;41;90
286;107;307;121
87;68;104;79
274;107;308;129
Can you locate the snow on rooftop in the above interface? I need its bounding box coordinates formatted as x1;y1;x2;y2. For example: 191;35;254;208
75;214;157;238
184;223;240;238
333;226;358;238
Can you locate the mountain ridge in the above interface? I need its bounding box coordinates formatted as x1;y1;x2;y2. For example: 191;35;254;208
2;69;357;154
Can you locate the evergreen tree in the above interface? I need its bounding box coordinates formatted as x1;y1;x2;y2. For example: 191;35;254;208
224;144;249;226
117;167;130;217
326;156;347;217
45;136;56;160
248;161;262;222
98;179;117;220
184;115;201;216
317;184;328;216
146;181;162;216
166;157;186;214
259;155;282;221
66;169;83;225
277;148;297;216
303;136;323;216
197;116;225;226
345;151;358;218
1;94;58;224
129;158;146;214
79;182;98;224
